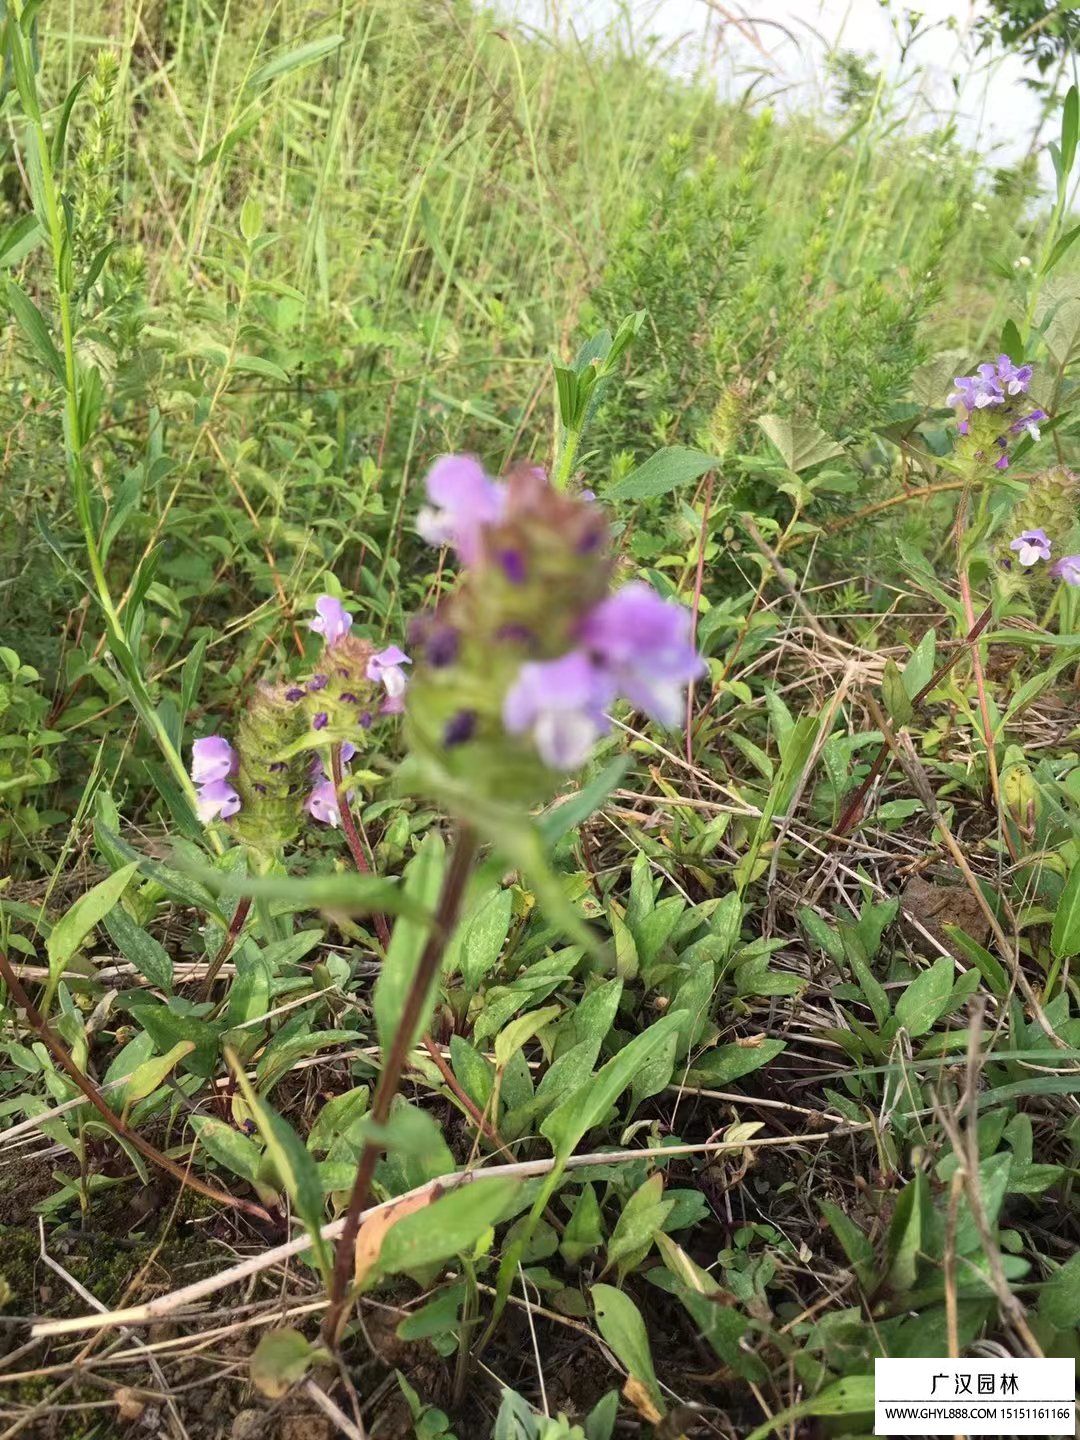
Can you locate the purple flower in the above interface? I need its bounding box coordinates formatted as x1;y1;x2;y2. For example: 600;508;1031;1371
366;645;411;701
947;355;1032;413
313;712;329;730
195;778;241;824
416;455;505;564
191;736;237;785
1010;409;1047;443
444;709;477;747
310;595;353;648
1052;555;1080;586
581;582;706;726
503;650;615;770
1009;529;1051;567
190;737;241;824
305;780;343;827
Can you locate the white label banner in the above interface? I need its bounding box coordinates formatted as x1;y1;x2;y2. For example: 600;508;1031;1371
875;1357;1075;1435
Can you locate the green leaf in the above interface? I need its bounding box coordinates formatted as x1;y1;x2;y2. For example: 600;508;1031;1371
561;1184;604;1265
894;956;954;1038
494;1006;561;1070
230;1055;331;1278
1061;83;1078;180
445;886;512;995
375;1177;521;1278
606;1173;673;1277
119;1041;194;1108
46;862;141;988
999;320;1024;365
374;834;444;1054
5;280;65;383
51;72;90;168
744;1377;875;1440
605;445;717;502
0;213;42;269
839;924;889;1027
755;414;844;472
944;925;1008;999
1043;222;1080;277
247;34;344;90
190;1115;264;1185
230;354;290;384
685;1038;785;1086
1039;1251;1080;1328
541;1011;682;1160
539;756;630;845
591;1285;664;1415
882;658;914;728
103;905;173;991
250;1328;320;1399
819;1201;875;1289
1051;866;1080;960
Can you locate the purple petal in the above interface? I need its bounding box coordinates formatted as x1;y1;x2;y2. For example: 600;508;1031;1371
195;779;241;824
191;736;237;785
305;780;342;827
310;595;353;648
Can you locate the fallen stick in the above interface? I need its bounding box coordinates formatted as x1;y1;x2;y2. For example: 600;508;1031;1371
31;1131;863;1339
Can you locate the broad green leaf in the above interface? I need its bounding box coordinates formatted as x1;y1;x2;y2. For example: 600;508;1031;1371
606;445;717;502
606;1173;673;1277
1051;866;1080;960
306;1087;369;1155
685;1038;785;1086
541;1011;682;1159
247;34;345;90
539;756;630;845
819;1201;875;1289
591;1284;664;1415
1061;83;1078;179
894;956;954;1038
103;904;173;991
1039;1250;1080;1328
47;862;140;988
375;1177;520;1277
445;886;512;995
561;1184;604;1264
839;924;889;1027
250;1328;320;1399
494;1006;561;1069
374;834;444;1053
756;414;844;472
119;1041;194;1108
191;1115;264;1185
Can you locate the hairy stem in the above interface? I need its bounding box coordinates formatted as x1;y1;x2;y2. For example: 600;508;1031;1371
322;826;478;1346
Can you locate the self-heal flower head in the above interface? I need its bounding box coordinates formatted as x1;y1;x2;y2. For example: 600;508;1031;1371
503;651;615;770
1052;555;1080;587
310;595;353;648
366;645;411;701
195;778;242;824
416;455;506;565
191;735;237;785
581;582;707;726
1009;529;1052;568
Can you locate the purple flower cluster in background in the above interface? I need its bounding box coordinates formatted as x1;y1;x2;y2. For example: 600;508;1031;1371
190;736;241;823
416;456;705;770
947;356;1045;472
190;594;411;829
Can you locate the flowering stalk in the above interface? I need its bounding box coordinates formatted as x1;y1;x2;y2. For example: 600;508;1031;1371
322;825;478;1347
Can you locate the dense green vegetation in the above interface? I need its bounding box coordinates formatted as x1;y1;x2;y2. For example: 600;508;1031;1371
2;1;1080;1436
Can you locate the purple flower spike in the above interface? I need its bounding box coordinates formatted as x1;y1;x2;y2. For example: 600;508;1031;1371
191;735;237;785
305;780;342;827
503;650;615;770
367;645;412;701
195;778;241;824
581;582;706;726
310;595;353;648
416;455;505;564
1009;529;1051;567
1052;555;1080;586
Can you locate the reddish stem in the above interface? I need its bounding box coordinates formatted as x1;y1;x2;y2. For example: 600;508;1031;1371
332;745;391;950
322;826;478;1347
0;951;270;1222
199;894;252;1001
